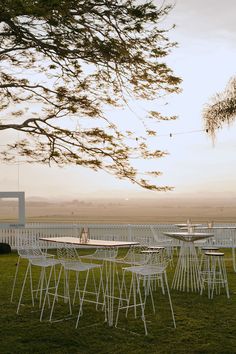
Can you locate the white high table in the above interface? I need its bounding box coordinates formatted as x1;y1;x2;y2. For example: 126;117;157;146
163;232;214;292
40;236;139;326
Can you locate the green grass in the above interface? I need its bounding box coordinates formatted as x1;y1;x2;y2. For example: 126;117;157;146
1;249;236;354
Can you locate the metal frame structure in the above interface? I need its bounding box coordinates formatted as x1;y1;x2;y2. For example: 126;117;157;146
0;191;25;228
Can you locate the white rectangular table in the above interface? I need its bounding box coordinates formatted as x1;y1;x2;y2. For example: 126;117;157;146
40;236;139;326
40;237;139;248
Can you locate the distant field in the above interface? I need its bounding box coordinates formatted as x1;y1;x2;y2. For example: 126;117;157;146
1;198;236;224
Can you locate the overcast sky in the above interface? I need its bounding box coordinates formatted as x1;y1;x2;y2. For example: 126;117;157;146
1;0;236;200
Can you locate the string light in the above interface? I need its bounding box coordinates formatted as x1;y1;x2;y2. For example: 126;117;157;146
155;129;208;138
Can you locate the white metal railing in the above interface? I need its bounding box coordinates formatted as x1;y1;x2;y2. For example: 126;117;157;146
1;222;236;274
1;222;236;251
0;223;180;249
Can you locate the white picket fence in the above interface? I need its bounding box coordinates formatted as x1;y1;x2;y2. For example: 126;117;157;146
0;223;180;249
1;222;236;252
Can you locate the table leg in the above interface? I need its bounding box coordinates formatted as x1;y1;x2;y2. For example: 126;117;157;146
104;258;116;326
172;242;201;292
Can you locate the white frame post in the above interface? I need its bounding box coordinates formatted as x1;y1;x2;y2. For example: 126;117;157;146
0;191;25;227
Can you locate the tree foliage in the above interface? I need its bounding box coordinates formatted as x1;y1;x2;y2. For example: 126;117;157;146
0;0;181;191
203;76;236;141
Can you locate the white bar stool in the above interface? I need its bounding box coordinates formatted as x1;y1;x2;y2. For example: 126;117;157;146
40;245;105;328
116;266;148;334
199;246;220;273
200;251;230;299
115;262;176;335
16;257;60;314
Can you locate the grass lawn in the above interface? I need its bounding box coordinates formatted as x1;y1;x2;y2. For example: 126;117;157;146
0;249;236;354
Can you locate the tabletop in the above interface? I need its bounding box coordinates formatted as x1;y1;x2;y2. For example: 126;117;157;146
163;231;214;242
195;226;236;230
40;236;140;248
175;223;204;228
141;250;160;254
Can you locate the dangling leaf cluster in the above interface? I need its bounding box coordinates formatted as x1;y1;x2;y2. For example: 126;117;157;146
203;76;236;141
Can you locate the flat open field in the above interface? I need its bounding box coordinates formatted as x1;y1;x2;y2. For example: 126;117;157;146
1;197;236;224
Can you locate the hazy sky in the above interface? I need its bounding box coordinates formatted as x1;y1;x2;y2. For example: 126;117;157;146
1;0;236;200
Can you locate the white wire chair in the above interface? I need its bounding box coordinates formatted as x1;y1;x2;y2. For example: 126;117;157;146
12;232;55;304
40;244;105;328
150;225;177;260
114;245;151;266
115;248;176;335
16;252;60;314
79;247;118;261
